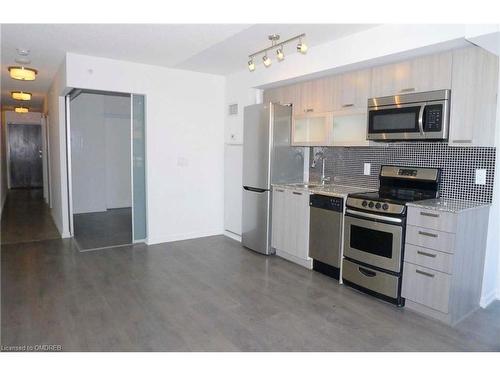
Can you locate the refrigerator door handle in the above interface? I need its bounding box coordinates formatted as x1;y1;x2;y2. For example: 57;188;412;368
243;186;268;193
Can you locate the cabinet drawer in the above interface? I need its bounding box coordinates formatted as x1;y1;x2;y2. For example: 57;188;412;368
407;207;457;233
404;244;453;274
406;225;455;254
402;262;451;313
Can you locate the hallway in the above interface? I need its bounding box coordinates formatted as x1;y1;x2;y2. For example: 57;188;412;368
1;189;60;245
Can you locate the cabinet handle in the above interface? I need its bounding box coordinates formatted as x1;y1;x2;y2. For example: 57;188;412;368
304;108;314;113
418;231;438;238
275;189;285;192
416;269;435;278
400;87;415;93
292;191;303;195
342;103;354;108
452;140;472;144
417;250;437;258
420;211;439;218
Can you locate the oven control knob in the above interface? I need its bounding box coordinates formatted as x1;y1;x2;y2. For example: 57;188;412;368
375;202;381;209
382;203;389;211
368;201;374;208
362;200;368;207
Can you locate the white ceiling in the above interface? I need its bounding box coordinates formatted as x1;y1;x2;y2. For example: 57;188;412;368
1;23;377;111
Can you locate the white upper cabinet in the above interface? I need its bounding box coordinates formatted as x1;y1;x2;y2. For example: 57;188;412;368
371;52;452;97
263;47;497;148
291;112;334;146
449;46;499;147
335;69;371;111
332;112;369;147
294;77;335;115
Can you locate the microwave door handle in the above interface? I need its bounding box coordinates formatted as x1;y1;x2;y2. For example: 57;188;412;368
418;104;425;135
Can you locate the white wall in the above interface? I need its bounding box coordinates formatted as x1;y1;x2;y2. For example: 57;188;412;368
46;60;71;237
59;53;225;244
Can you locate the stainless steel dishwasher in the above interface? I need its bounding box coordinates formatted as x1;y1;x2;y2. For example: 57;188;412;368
308;194;344;280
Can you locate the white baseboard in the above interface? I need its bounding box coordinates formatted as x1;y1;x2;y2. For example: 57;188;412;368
224;230;241;242
480;290;498;308
146;229;223;245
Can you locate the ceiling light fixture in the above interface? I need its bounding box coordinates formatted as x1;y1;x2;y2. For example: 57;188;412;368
262;54;272;68
297;37;308;54
8;66;37;81
15;106;29;113
276;46;285;61
11;91;32;101
248;59;255;72
247;33;307;72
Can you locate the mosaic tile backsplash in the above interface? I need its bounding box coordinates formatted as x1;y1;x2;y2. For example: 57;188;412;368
309;143;496;203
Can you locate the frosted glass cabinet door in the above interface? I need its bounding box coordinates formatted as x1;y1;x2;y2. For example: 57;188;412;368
132;94;147;241
292;113;333;146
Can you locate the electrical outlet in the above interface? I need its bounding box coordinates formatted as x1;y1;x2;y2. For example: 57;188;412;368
363;163;371;176
475;169;487;185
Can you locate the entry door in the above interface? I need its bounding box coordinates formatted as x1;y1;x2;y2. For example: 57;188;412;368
8;124;43;188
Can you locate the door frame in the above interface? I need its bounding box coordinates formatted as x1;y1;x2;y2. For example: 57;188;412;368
64;89;147;242
6;122;44;189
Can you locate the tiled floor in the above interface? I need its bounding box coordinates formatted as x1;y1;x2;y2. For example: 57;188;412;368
74;208;132;250
1;189;499;351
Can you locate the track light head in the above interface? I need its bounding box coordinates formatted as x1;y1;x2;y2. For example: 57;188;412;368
262;54;272;67
276;47;284;61
248;59;255;72
297;40;308;54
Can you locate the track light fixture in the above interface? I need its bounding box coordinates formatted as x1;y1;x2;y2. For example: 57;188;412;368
248;59;255;72
297;37;308;54
262;54;272;67
247;33;307;72
276;46;285;61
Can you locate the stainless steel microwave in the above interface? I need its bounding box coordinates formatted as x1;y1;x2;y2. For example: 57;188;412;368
367;89;450;141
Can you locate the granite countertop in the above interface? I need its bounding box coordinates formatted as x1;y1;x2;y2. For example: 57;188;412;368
406;198;491;213
272;182;374;198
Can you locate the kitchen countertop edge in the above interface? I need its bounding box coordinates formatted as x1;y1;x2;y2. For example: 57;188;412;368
406;198;491;213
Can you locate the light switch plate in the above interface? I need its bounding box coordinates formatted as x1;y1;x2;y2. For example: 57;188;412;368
363;163;371;176
475;169;487;185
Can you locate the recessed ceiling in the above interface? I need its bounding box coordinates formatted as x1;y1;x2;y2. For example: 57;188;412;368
1;23;377;112
176;24;378;74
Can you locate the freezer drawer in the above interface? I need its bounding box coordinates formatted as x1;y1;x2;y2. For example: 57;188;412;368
242;188;271;255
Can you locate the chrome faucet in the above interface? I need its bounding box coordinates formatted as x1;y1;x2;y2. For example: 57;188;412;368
311;150;330;185
320;158;331;185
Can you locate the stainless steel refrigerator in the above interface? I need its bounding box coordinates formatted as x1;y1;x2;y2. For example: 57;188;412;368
242;103;304;255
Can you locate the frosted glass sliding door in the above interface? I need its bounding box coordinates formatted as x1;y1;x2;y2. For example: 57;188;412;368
132;94;147;241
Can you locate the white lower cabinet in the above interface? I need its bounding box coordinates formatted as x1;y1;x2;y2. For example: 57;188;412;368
402;205;490;325
271;187;312;269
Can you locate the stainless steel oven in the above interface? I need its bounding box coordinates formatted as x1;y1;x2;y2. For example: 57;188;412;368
343;210;404;273
367;89;450;141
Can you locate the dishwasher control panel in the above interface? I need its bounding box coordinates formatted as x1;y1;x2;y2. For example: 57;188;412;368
309;194;344;212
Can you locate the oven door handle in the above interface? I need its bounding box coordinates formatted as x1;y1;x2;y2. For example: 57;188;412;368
418;104;425;135
345;209;403;224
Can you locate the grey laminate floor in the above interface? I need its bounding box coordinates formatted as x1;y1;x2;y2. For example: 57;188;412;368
0;189;60;245
74;208;132;250
2;234;500;351
1;190;499;351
